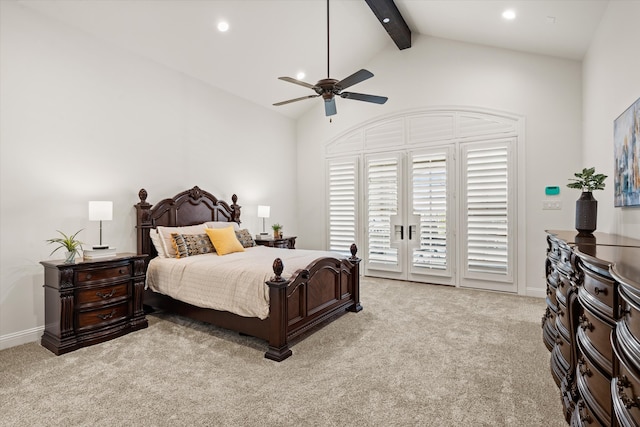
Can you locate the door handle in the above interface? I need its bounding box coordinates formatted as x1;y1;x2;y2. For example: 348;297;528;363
409;225;416;240
394;225;404;240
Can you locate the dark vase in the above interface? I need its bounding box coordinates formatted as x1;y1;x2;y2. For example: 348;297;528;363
575;191;598;235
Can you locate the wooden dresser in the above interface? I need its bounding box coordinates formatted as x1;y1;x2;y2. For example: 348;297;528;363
41;253;148;355
543;231;640;426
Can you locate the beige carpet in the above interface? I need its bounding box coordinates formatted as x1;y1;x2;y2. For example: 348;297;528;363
0;277;564;426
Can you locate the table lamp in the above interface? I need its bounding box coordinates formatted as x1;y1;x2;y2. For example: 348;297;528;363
257;205;270;237
88;201;113;249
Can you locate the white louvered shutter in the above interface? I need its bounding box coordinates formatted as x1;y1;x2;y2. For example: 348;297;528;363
461;141;513;283
409;149;452;278
365;154;400;271
327;158;358;257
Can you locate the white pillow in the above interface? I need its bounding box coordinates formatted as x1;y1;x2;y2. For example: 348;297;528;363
157;223;208;258
149;228;167;258
204;221;240;231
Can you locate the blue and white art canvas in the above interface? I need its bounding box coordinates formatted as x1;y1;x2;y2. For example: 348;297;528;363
614;96;640;207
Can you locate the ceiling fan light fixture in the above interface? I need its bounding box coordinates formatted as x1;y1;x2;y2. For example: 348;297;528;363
272;0;388;116
296;71;306;80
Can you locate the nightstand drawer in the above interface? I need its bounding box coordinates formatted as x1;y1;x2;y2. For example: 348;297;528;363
76;282;129;306
76;302;129;331
76;264;131;283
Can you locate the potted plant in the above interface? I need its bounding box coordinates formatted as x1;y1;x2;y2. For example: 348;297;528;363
46;229;84;263
271;223;283;239
567;167;607;235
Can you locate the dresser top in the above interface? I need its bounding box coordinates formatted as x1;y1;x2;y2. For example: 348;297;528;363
40;252;145;268
546;230;640;248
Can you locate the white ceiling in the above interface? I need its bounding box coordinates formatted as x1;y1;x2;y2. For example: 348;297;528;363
18;0;609;119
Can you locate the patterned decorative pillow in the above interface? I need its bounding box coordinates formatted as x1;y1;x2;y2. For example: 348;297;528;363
171;233;216;258
235;229;256;248
157;224;207;258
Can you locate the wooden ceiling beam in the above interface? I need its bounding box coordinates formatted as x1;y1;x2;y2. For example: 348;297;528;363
364;0;411;50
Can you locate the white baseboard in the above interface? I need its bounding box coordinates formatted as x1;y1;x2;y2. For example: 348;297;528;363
0;326;43;351
526;286;547;299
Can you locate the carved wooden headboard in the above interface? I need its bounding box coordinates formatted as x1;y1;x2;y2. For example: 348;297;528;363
134;186;241;258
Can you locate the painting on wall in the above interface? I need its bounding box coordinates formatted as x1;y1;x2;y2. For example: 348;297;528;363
614;96;640;207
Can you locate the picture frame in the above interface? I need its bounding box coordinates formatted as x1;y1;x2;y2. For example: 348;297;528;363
613;96;640;207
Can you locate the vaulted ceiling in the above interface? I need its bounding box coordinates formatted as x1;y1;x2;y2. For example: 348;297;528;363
17;0;609;119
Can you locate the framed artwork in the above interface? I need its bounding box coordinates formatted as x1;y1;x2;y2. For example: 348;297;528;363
614;96;640;207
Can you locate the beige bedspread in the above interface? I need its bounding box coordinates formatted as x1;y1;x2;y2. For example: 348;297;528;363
145;246;341;319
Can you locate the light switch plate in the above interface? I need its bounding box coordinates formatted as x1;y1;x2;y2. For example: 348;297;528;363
542;200;562;210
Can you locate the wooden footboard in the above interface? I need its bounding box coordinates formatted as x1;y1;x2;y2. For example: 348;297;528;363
264;244;361;361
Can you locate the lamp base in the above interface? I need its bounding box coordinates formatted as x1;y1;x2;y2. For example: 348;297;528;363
92;244;110;250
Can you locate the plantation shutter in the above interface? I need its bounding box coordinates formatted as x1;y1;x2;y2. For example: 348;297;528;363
409;149;451;276
327;158;358;257
461;141;513;282
366;154;400;270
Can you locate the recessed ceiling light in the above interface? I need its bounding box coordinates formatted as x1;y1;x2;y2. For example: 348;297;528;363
296;71;306;80
502;10;516;20
217;21;229;32
382;17;390;24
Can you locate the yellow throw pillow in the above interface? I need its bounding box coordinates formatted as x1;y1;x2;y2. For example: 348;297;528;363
205;225;245;256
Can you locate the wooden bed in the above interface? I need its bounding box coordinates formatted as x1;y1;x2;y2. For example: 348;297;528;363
135;186;362;361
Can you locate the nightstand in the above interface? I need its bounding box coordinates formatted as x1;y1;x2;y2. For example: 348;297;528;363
40;253;148;355
254;236;297;249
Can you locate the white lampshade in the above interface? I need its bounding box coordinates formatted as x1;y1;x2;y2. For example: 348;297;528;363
257;205;270;218
88;201;113;221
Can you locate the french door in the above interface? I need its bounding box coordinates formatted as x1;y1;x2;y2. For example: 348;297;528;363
364;147;455;285
328;138;516;292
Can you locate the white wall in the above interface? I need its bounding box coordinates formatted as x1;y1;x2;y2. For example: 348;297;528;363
0;2;297;348
295;35;584;297
583;1;640;238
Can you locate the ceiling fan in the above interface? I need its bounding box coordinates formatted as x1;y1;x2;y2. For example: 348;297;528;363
273;0;388;117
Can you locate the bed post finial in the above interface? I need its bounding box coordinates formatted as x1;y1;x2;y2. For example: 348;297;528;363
271;258;285;282
231;194;241;224
138;189;148;204
349;243;360;262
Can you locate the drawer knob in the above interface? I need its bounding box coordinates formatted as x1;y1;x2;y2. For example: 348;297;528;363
578;314;594;332
557;308;564;317
620;305;631;317
593;286;607;296
86;273;92;280
119;269;125;274
96;289;116;299
97;310;116;320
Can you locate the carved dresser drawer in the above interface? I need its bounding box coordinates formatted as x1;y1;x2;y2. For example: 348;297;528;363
76;301;130;332
76;264;131;283
41;253;148;355
582;267;615;317
555;299;572;340
576;308;614;372
576;343;613;426
75;282;129;306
